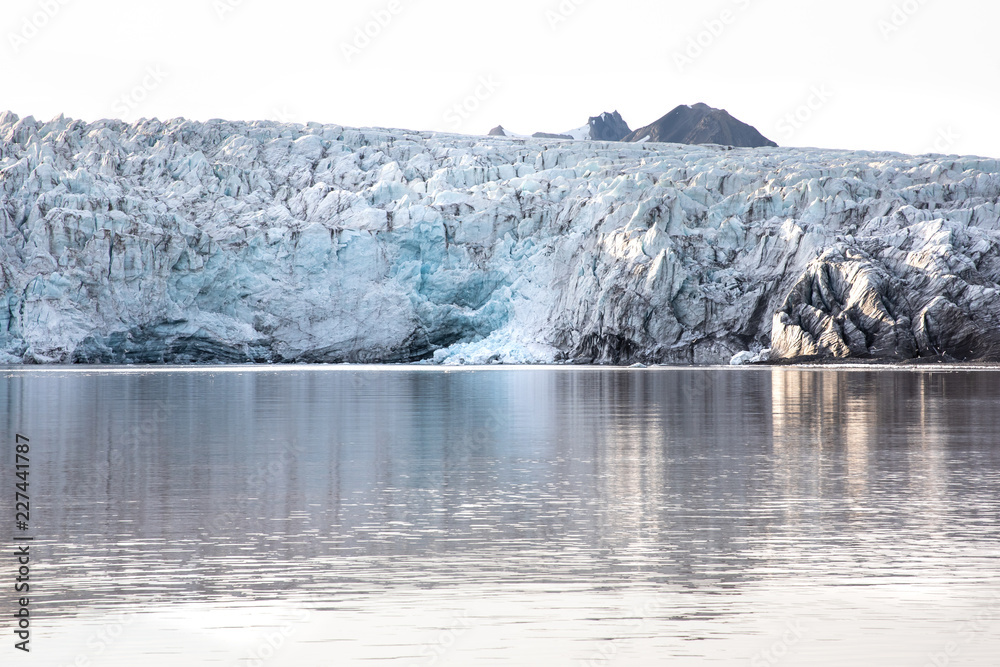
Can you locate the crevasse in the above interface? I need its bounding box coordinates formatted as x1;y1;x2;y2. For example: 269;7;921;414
1;112;999;365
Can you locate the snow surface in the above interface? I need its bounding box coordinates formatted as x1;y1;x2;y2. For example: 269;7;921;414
2;111;1000;364
495;128;532;140
561;124;591;141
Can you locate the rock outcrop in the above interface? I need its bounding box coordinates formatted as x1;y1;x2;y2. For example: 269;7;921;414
489;111;631;142
623;103;777;148
587;112;632;142
532;132;574;140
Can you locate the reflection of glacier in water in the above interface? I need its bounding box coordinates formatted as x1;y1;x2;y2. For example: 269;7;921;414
3;112;1000;365
3;367;999;665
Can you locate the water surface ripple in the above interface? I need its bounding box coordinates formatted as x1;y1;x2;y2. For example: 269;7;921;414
2;367;999;665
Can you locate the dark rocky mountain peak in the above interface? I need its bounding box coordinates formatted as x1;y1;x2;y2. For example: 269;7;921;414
622;103;777;148
588;111;632;141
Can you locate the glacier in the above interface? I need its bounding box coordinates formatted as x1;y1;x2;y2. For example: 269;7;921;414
2;111;1000;365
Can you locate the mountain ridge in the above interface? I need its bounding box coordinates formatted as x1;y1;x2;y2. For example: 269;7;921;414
622;103;778;147
489;104;775;148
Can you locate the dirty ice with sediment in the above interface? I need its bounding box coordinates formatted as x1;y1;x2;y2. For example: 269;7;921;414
2;111;1000;365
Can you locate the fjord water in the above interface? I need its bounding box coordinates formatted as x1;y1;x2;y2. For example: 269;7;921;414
3;367;1000;666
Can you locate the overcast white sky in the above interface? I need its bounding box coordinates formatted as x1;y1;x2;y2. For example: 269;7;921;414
2;0;996;156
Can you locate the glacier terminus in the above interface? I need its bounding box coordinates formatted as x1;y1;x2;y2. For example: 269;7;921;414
2;111;1000;365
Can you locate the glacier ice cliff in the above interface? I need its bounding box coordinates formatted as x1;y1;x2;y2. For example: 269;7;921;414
1;111;1000;365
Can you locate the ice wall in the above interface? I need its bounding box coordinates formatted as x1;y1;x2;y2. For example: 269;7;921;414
2;112;999;364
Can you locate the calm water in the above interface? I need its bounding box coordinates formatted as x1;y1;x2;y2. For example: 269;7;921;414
2;366;1000;666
